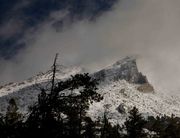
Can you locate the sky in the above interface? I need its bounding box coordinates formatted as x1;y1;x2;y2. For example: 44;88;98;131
1;0;180;94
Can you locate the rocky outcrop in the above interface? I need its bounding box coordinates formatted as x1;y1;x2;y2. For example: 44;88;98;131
137;83;154;93
93;57;148;84
116;103;126;114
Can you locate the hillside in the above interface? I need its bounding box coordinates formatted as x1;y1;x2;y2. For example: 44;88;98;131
0;57;180;124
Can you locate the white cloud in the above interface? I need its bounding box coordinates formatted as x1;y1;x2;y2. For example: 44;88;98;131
1;0;180;94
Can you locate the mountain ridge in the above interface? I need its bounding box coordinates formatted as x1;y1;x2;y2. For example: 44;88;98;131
0;57;179;125
92;56;148;84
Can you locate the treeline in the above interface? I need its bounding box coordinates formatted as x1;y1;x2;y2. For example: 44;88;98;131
0;73;180;138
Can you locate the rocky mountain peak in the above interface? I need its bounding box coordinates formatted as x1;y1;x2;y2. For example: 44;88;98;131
93;56;148;84
112;56;136;67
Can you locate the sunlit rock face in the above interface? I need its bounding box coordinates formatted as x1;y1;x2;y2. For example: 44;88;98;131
93;57;148;84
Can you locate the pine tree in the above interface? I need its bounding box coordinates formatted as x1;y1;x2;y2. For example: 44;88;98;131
146;115;180;138
101;112;112;138
6;98;22;125
4;98;23;138
0;113;6;138
83;117;97;138
156;115;180;138
26;73;102;137
100;113;121;138
60;73;103;137
2;55;103;138
124;107;147;138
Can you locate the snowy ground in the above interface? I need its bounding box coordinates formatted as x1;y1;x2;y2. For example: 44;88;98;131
0;58;180;125
88;80;180;125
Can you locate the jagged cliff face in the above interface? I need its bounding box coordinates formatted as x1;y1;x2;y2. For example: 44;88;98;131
93;57;148;84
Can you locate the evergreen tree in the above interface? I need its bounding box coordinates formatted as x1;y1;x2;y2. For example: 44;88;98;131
0;113;6;138
100;113;121;138
3;98;23;138
26;73;102;138
148;115;180;138
163;115;180;138
6;98;22;125
83;117;97;138
124;107;147;138
59;73;103;137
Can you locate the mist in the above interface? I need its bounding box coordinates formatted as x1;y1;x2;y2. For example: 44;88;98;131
1;0;180;94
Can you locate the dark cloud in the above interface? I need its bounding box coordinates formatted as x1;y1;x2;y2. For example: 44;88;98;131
0;0;117;59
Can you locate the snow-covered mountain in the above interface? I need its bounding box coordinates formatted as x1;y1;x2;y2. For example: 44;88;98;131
0;57;180;124
92;56;148;84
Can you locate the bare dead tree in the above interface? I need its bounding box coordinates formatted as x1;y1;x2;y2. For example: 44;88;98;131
51;53;59;93
32;53;59;93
